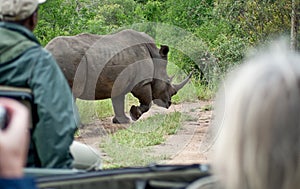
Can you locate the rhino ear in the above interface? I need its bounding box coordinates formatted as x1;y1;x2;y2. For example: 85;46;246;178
159;45;169;58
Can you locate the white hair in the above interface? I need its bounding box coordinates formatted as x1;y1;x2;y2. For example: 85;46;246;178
213;42;300;189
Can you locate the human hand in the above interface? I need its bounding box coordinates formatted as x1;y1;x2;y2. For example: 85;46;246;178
0;98;30;178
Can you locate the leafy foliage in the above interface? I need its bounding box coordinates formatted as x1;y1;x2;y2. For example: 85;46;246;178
35;0;298;96
214;0;292;44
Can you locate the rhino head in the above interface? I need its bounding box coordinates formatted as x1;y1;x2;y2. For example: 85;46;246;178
151;45;192;108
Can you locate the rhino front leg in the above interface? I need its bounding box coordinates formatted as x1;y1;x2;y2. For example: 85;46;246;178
112;95;130;124
130;84;152;121
130;104;150;121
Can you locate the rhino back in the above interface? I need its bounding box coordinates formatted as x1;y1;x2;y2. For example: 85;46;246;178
46;29;158;100
89;30;156;99
45;33;102;88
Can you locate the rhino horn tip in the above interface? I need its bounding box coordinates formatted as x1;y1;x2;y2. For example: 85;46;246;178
173;72;193;92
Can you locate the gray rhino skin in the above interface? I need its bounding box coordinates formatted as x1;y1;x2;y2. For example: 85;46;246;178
45;29;191;123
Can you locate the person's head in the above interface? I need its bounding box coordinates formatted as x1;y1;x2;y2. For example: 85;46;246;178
213;43;300;189
0;0;46;31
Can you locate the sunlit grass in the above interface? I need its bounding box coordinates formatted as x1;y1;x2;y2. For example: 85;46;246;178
101;140;166;168
76;94;139;124
101;112;188;168
107;112;182;148
76;99;114;124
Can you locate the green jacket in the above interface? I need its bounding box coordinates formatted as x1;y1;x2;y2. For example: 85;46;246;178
0;22;79;169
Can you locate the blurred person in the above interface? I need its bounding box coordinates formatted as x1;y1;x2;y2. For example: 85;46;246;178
0;98;37;189
0;0;101;170
213;43;300;189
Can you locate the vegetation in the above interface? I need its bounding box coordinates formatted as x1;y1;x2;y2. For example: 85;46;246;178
101;112;189;168
36;0;299;167
36;0;299;100
108;111;183;147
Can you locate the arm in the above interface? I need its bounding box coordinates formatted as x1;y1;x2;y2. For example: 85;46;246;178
29;49;79;168
0;98;37;189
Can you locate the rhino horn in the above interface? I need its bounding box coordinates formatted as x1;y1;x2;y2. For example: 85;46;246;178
173;72;193;92
169;75;175;83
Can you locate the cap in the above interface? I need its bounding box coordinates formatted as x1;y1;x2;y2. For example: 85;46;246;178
0;0;46;21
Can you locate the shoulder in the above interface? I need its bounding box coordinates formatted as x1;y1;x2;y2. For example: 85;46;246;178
24;46;63;77
25;46;57;63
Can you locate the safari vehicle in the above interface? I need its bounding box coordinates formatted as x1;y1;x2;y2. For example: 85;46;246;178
28;164;215;189
0;86;217;189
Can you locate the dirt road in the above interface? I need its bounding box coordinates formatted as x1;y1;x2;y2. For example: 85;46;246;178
76;100;214;166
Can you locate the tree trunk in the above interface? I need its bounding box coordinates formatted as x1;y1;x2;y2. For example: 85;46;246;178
291;0;299;51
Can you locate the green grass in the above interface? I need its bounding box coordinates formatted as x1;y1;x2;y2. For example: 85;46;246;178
76;99;114;124
201;104;213;111
171;79;216;103
76;94;139;124
106;112;182;148
171;81;198;104
100;140;166;168
101;112;188;168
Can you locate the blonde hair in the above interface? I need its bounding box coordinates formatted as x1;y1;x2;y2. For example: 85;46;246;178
213;44;300;189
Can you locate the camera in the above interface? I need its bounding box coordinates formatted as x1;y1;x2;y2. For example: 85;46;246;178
0;105;8;130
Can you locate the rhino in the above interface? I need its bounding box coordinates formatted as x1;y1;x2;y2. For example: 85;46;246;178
45;29;191;124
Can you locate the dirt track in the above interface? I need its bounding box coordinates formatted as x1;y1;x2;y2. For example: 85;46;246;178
76;100;214;166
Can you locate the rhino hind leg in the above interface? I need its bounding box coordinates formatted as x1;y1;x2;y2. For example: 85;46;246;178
112;95;130;124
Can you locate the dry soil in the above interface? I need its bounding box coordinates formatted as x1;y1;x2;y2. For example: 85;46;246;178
75;100;214;166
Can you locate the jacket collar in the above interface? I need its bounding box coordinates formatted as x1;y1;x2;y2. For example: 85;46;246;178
0;21;40;45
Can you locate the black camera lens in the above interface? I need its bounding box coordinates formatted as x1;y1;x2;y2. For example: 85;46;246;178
0;106;8;130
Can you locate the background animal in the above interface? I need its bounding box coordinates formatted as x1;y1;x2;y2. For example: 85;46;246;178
45;29;191;123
